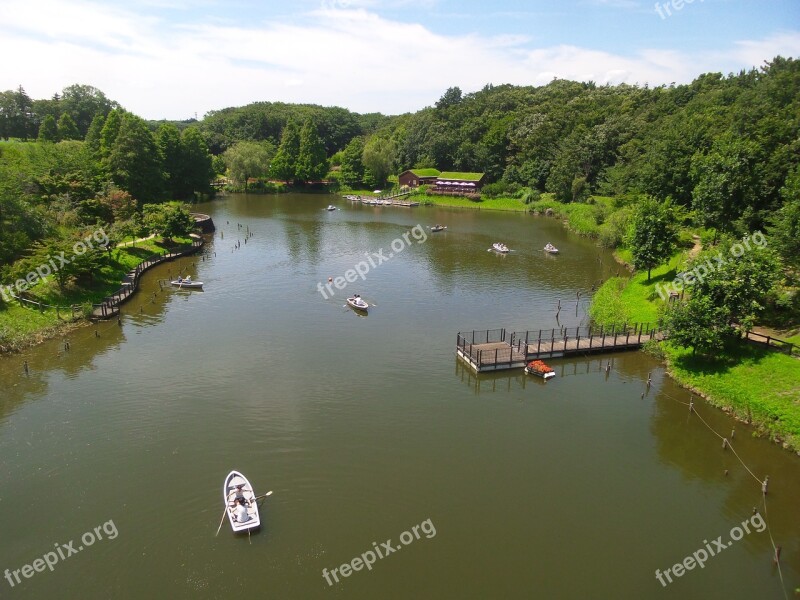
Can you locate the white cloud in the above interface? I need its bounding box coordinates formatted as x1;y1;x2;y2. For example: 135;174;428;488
0;0;797;120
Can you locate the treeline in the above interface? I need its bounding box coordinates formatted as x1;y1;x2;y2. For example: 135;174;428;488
0;84;214;271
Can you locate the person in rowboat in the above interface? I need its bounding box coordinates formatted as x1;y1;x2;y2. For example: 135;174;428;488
228;483;252;507
234;497;250;523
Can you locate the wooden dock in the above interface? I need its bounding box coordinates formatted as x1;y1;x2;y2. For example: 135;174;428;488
456;324;659;373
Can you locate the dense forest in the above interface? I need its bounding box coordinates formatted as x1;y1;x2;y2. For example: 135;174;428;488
1;56;798;296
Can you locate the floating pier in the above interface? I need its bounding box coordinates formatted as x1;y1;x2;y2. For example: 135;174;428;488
456;324;659;373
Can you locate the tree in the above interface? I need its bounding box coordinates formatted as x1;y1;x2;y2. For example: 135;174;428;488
627;197;680;281
769;165;800;269
223;141;274;190
180;127;214;198
107;113;165;203
37;115;59;143
295;120;328;183
60;84;117;137
690;134;762;235
362;137;397;187
662;294;730;355
57;113;80;141
663;236;782;354
436;86;463;110
269;119;300;183
340;136;365;187
142;203;194;242
99;109;123;161
84;114;105;157
157;123;183;198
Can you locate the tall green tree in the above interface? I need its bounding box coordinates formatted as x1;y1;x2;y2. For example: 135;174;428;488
340;136;365;187
627;197;680;281
180;127;214;198
156;123;183;198
362;136;397;187
37;115;59;143
57;113;80;141
84;113;105;157
108;113;165;203
99;109;123;161
269;119;300;183
295;120;328;183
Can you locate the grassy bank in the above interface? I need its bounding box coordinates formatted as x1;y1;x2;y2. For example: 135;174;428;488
416;194;530;212
0;236;193;353
664;342;800;452
589;248;800;453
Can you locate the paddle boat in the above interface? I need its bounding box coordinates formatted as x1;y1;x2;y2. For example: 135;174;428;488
430;224;447;232
492;242;510;253
525;360;555;380
544;243;559;254
346;295;369;312
223;470;260;533
326;205;337;211
170;275;203;289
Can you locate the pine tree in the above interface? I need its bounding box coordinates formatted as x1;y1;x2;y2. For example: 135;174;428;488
269;119;300;183
295;119;328;183
37;115;58;143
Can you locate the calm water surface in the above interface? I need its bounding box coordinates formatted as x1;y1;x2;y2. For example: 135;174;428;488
0;193;798;599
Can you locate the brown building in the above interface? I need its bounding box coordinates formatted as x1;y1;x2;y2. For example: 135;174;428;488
398;168;441;188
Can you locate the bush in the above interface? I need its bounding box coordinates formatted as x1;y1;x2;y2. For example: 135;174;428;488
481;181;520;198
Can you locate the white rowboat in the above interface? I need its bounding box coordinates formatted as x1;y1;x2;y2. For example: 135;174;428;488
170;278;203;289
492;243;509;253
223;470;260;533
347;296;369;312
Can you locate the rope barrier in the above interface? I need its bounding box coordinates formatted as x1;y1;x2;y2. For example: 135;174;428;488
647;383;788;598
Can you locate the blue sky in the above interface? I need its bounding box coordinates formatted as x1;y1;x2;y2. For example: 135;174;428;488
1;0;798;120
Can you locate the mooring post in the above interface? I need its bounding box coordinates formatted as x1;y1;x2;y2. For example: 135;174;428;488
722;438;728;450
23;361;29;375
762;476;769;495
774;546;781;565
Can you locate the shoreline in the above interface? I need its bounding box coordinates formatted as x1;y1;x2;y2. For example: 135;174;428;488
0;237;202;356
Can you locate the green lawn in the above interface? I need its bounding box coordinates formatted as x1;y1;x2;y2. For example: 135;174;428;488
0;236;195;352
589;254;682;327
418;195;529;211
664;342;800;452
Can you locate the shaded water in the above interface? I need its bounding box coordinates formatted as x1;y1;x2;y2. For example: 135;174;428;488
0;193;797;599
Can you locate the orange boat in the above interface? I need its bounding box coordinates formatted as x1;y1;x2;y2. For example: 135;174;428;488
525;360;555;379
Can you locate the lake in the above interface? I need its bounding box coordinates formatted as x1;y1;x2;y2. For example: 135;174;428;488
0;192;797;599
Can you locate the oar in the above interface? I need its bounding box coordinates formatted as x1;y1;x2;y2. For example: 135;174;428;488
253;490;273;502
215;504;229;536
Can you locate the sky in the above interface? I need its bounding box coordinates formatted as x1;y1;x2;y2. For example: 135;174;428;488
1;0;798;120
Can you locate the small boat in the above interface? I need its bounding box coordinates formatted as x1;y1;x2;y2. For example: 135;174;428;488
544;243;559;254
326;205;337;211
346;296;369;312
430;225;447;232
170;276;203;289
525;360;555;379
223;470;260;533
492;243;509;253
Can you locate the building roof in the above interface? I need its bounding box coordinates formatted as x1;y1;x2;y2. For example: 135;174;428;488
402;168;441;177
438;172;484;181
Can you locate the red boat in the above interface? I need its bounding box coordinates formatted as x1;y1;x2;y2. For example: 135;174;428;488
525;360;555;379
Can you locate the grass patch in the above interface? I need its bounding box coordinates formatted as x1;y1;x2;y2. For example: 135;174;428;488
0;236;197;352
589;254;682;327
664;341;800;452
417;194;529;212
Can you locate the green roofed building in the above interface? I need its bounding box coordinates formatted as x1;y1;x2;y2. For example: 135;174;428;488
398;168;441;188
433;171;485;193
